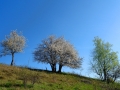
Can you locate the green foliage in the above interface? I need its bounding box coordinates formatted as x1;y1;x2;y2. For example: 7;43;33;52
91;37;120;82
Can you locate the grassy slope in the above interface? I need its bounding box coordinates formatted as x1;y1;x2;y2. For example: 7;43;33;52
0;64;120;90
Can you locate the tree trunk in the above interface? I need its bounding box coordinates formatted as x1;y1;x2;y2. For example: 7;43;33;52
11;53;14;66
54;64;56;72
51;65;54;72
103;68;107;81
58;64;62;73
53;64;56;72
51;64;56;72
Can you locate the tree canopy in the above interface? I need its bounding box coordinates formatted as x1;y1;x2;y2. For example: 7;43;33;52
91;37;120;83
33;35;82;72
0;30;26;66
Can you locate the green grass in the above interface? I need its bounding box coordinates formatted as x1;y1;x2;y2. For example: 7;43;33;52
0;64;120;90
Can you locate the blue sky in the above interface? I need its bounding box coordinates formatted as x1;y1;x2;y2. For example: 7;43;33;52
0;0;120;78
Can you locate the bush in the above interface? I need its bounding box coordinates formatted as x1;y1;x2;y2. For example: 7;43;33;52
19;68;40;88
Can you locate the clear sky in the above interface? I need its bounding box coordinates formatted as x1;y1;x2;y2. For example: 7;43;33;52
0;0;120;78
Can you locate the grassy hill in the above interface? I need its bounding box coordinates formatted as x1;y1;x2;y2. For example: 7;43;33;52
0;64;120;90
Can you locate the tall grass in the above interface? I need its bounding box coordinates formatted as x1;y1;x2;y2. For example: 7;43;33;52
0;64;120;90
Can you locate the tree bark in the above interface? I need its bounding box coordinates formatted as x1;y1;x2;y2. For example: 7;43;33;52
51;64;56;72
53;64;56;72
11;53;14;66
103;68;107;81
58;64;62;73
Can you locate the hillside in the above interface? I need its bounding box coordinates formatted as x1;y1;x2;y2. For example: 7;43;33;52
0;64;120;90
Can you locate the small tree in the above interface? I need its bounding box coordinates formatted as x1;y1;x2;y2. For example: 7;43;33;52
33;35;82;72
91;37;119;82
0;30;26;66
